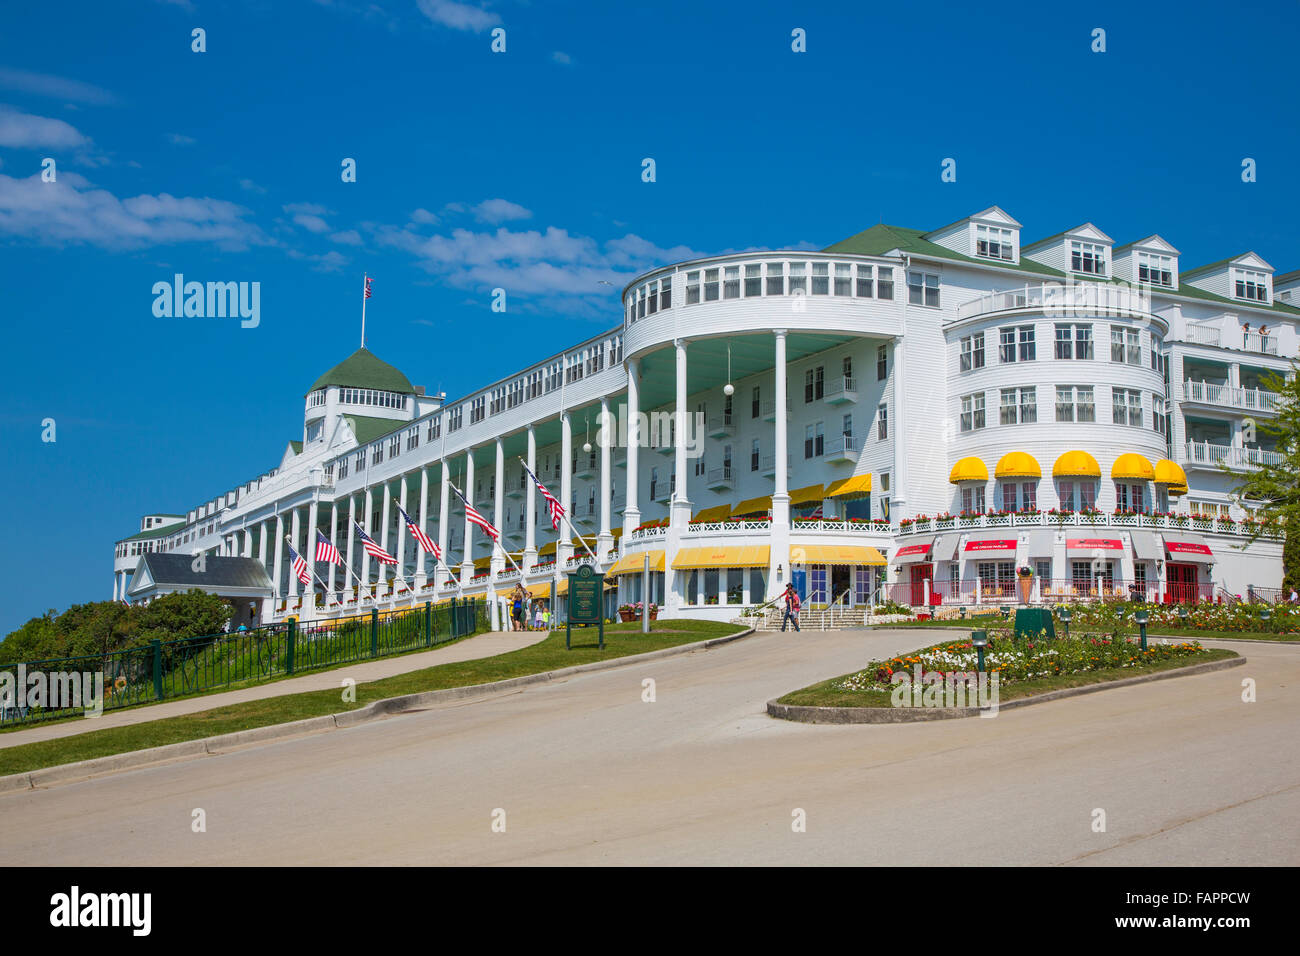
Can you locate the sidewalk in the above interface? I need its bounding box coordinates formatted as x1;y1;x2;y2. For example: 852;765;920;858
0;629;549;750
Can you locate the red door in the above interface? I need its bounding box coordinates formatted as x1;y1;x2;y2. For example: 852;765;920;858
1165;563;1199;604
909;564;933;606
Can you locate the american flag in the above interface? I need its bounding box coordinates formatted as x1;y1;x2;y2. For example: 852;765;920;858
451;484;500;542
521;460;565;530
396;502;441;558
288;543;312;587
352;519;397;565
363;275;373;299
315;529;341;566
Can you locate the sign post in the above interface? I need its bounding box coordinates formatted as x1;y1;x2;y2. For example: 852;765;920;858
565;563;605;650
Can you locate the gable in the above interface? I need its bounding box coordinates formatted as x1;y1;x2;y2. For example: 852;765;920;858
969;205;1022;228
1064;222;1113;245
1231;251;1273;273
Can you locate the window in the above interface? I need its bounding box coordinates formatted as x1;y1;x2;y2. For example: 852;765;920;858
908;271;940;307
960;392;986;432
1070;241;1106;276
804;422;825;459
1055;323;1092;360
685;271;701;304
804;366;824;403
1111;327;1141;365
751;438;760;472
961;485;986;514
876;267;894;300
1153;396;1168;437
877;344;888;380
834;263;852;296
1000;482;1018;511
842;413;853;440
856;264;874;297
811;262;830;295
372;444;384;466
448;406;462;431
1000;387;1036;424
703;268;720;301
976;224;1014;260
723;265;740;299
788;262;807;295
649;467;658;500
389;436;400;458
766;262;785;295
1137;251;1173;287
1112;388;1143;427
470;396;485;424
877;404;887;440
1056;386;1095;422
1115;482;1146;513
1022;482;1038;511
842;355;852;380
751;385;760;418
1235;268;1268;302
744;263;762;297
960;333;985;372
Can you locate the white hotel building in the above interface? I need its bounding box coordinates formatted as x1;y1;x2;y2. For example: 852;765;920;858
113;207;1294;622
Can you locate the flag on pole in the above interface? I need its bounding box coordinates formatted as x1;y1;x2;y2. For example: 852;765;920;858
352;520;398;565
451;485;500;542
521;460;565;530
364;275;373;299
315;529;341;566
288;543;312;586
396;502;440;558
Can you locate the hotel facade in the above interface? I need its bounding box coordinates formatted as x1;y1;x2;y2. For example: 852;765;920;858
113;207;1295;622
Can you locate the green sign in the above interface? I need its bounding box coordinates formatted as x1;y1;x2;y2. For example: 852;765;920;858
565;564;605;649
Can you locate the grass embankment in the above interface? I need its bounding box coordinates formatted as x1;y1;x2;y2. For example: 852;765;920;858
778;634;1238;709
0;620;741;778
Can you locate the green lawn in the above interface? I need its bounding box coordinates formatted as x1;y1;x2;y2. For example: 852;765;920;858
0;620;742;778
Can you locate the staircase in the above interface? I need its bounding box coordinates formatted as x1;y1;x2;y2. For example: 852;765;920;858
751;603;867;631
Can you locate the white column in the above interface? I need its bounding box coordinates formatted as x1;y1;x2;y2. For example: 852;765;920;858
493;438;506;575
462;450;475;584
379;480;392;596
624;357;641;532
665;339;692;613
770;329;791;602
362;487;373;597
288;508;301;599
112;573;120;601
598;395;613;559
242;529;253;558
416;466;429;587
345;494;357;603
525;425;538;569
272;512;284;600
560;412;574;566
438;461;451;588
258;519;268;569
396;474;409;587
305;500;319;609
890;336;908;516
327;503;338;602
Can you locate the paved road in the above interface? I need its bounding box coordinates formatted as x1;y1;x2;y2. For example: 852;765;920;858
1;629;1295;866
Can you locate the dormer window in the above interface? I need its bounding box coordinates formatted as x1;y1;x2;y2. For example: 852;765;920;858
1071;241;1107;276
976;224;1014;261
1234;269;1269;302
1137;252;1173;288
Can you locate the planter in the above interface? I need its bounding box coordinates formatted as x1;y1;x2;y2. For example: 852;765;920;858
619;610;635;622
650;609;659;620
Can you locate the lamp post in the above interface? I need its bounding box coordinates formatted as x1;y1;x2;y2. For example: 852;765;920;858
972;629;988;673
1060;606;1071;641
1178;605;1189;628
959;606;967;620
1135;607;1149;652
1260;606;1272;634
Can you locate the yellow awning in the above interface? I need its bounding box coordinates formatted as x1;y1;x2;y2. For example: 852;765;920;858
1153;458;1188;486
495;582;553;599
790;484;825;506
1111;453;1155;481
608;550;666;575
610;527;624;539
995;452;1041;479
732;495;772;516
538;541;558;556
949;456;989;483
671;545;771;570
1053;450;1102;478
825;474;872;499
691;504;733;522
1167;483;1188;497
473;556;492;570
791;544;887;565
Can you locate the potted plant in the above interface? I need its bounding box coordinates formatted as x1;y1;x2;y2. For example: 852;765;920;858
618;603;636;622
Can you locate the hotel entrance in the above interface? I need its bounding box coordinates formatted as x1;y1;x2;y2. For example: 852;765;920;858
1166;562;1200;604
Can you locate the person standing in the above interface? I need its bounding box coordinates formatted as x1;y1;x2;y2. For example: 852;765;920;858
781;583;802;633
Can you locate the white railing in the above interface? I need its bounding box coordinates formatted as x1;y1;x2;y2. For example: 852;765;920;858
706;415;736;436
628;525;668;542
761;399;792;419
684;519;772;534
1243;332;1279;355
824;434;857;459
824;375;858;401
1183;325;1222;347
1176;381;1279;412
1180;441;1283;469
707;467;735;490
897;511;1281;537
955;282;1152;321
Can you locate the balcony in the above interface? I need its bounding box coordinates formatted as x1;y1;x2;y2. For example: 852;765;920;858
1243;332;1279;355
507;474;526;499
825;434;857;463
1178;441;1283;470
706;467;735;492
572;456;597;480
824;376;858;405
895;510;1282;538
760;454;791;478
761;399;792;422
706;415;736;439
1182;325;1221;347
955;282;1154;321
1175;381;1279;414
653;477;675;505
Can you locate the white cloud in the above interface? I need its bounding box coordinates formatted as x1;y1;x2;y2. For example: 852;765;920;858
416;0;500;32
0;68;117;106
330;230;363;246
239;178;267;194
166;133;197;146
282;202;332;234
409;207;438;225
0;105;88;149
551;51;572;65
282;202;328;216
0;172;266;249
472;198;532;224
294;214;330;234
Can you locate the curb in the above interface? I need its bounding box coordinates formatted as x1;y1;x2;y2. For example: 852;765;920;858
0;627;755;794
766;654;1246;724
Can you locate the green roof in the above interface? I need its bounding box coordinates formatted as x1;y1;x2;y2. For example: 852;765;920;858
345;415;409;445
823;224;1065;278
289;440;303;454
309;348;415;395
120;520;186;543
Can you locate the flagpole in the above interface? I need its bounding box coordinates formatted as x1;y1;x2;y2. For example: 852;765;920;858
449;483;525;579
519;456;600;562
285;536;335;619
360;273;367;348
326;530;378;602
392;497;465;598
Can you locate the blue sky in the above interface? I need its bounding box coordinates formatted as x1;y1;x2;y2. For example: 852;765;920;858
1;0;1297;636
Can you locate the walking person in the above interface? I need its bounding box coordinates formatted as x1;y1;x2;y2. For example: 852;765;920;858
511;585;526;632
781;583;802;633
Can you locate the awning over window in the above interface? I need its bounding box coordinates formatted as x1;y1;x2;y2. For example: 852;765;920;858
732;495;772;516
894;536;934;564
1129;529;1160;561
1065;537;1124;556
607;550;666;575
1111;453;1155;481
790;484;825;506
1026;529;1056;556
1153;459;1188;487
1053;450;1102;478
962;538;1018;558
792;544;887;565
473;556;492;570
690;504;733;523
496;582;553;599
825;474;872;499
1163;533;1215;562
932;534;960;562
949;456;989;483
671;545;771;570
995;452;1042;479
538;541;558;556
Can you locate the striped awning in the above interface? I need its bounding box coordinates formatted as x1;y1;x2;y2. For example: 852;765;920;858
732;495;772;516
496;582;553;599
691;504;733;522
825;474;872;499
790;484;825;506
671;545;771;570
538;541;558;556
791;544;887;565
607;550;666;575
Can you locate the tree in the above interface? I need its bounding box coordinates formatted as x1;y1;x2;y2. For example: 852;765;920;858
1227;365;1300;590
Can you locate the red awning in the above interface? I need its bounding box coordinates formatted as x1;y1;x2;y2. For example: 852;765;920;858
963;538;1017;556
1066;537;1123;554
1167;541;1213;555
